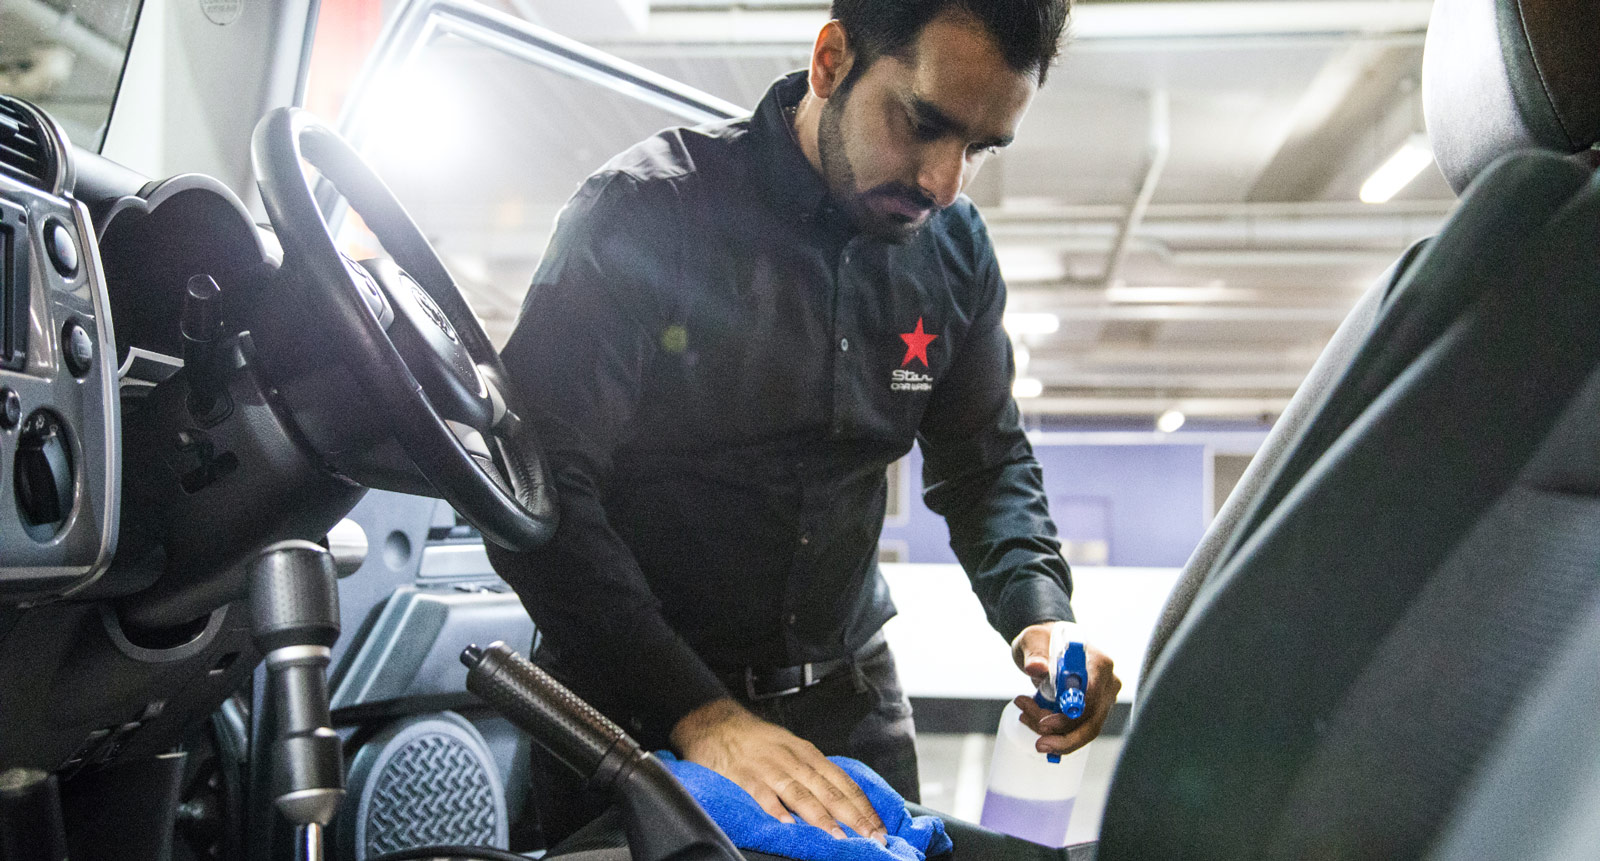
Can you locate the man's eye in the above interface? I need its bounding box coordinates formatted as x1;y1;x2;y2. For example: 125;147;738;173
968;144;999;157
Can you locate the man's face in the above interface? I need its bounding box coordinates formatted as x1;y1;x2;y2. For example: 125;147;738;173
817;13;1039;242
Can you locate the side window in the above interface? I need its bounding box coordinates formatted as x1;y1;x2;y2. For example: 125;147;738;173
333;1;739;348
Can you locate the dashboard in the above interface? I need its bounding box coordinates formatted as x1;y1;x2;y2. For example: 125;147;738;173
0;95;120;602
0;93;366;777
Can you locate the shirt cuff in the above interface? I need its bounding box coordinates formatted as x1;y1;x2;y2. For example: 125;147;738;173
995;576;1076;644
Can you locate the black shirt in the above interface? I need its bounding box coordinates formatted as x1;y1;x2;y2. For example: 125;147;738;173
488;71;1074;737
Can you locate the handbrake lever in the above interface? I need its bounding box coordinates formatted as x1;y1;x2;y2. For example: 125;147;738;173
461;642;744;861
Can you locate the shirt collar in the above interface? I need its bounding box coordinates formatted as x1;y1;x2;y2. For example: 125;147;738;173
751;70;834;224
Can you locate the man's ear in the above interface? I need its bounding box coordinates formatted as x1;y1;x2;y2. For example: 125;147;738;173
808;20;856;100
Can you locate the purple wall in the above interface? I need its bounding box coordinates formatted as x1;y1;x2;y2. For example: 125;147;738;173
881;442;1209;569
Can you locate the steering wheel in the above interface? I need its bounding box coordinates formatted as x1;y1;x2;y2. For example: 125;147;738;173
250;106;556;551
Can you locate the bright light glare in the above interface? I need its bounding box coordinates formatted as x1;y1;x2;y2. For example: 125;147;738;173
1157;409;1187;433
1003;312;1060;337
1360;134;1434;204
362;63;472;171
1013;377;1044;398
1013;343;1031;375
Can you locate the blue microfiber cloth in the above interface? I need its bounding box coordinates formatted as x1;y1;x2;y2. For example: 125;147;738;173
657;752;953;861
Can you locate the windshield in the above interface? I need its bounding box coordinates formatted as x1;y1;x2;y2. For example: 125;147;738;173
0;0;144;151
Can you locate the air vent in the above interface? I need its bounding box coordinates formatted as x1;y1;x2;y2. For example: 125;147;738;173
0;96;57;192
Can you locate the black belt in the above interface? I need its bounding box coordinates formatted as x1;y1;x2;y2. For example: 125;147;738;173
724;632;885;701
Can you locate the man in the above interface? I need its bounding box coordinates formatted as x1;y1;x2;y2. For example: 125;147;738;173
487;0;1121;846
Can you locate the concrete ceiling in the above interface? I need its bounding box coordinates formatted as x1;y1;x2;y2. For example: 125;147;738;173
0;0;138;148
351;0;1461;420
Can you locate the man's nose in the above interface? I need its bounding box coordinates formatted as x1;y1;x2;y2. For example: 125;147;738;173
918;144;966;210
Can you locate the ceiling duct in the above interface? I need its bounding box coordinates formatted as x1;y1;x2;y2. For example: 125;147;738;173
2;0;126;72
1092;89;1169;288
988;202;1449;273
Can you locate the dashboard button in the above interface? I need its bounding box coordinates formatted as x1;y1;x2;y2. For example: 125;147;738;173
45;220;79;278
63;321;93;377
0;389;17;429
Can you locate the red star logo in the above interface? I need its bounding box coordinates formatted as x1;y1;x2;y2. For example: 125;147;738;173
899;317;938;368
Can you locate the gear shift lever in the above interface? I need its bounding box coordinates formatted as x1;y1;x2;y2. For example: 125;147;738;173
248;540;344;861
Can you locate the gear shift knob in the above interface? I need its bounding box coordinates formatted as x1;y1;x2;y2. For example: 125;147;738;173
249;540;340;653
248;540;345;859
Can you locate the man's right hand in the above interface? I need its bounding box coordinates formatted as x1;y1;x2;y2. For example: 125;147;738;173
670;697;888;844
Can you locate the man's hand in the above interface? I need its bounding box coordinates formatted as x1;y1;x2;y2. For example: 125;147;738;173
670;698;888;843
1011;621;1122;757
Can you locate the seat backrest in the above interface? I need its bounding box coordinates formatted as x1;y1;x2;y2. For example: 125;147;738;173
1139;245;1401;686
1424;599;1600;861
1098;149;1600;859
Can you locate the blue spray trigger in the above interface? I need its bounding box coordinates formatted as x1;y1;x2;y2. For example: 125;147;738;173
1031;640;1089;719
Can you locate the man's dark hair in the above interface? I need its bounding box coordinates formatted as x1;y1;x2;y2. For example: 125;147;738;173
829;0;1071;86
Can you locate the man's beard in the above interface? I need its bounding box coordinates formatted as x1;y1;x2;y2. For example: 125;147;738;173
817;84;937;244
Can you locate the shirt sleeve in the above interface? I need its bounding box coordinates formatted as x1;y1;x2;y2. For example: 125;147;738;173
485;172;729;738
917;213;1076;643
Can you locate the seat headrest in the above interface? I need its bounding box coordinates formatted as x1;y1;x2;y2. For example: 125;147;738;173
1422;0;1600;194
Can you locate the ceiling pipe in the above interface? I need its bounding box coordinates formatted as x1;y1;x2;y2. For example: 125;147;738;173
5;0;126;71
1008;304;1354;323
1090;89;1170;288
989;210;1446;246
1026;371;1317;390
987;209;1445;274
987;198;1454;221
1017;395;1292;417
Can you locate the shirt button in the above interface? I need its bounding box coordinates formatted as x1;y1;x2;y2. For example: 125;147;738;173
800;533;811;545
840;338;850;352
787;614;798;626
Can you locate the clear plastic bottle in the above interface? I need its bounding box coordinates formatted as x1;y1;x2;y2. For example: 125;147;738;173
979;621;1090;848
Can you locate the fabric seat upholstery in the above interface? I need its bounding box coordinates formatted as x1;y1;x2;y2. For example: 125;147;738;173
1099;150;1600;859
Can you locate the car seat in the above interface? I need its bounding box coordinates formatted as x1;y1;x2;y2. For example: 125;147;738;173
1099;0;1600;857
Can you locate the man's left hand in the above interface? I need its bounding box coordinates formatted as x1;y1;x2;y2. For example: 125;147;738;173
1011;622;1122;757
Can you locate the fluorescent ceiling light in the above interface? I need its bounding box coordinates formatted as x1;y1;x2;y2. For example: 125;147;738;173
1360;134;1434;204
1004;312;1061;337
1013;343;1031;375
1157;409;1187;433
1013;377;1045;399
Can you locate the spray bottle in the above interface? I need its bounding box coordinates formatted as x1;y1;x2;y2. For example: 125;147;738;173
979;621;1090;848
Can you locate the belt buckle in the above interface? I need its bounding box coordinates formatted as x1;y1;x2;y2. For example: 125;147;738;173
744;664;813;701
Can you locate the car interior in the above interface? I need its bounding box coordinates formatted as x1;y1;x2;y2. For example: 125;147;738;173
1;0;1598;859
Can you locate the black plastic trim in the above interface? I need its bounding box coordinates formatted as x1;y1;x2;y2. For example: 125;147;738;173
0;208;22;372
